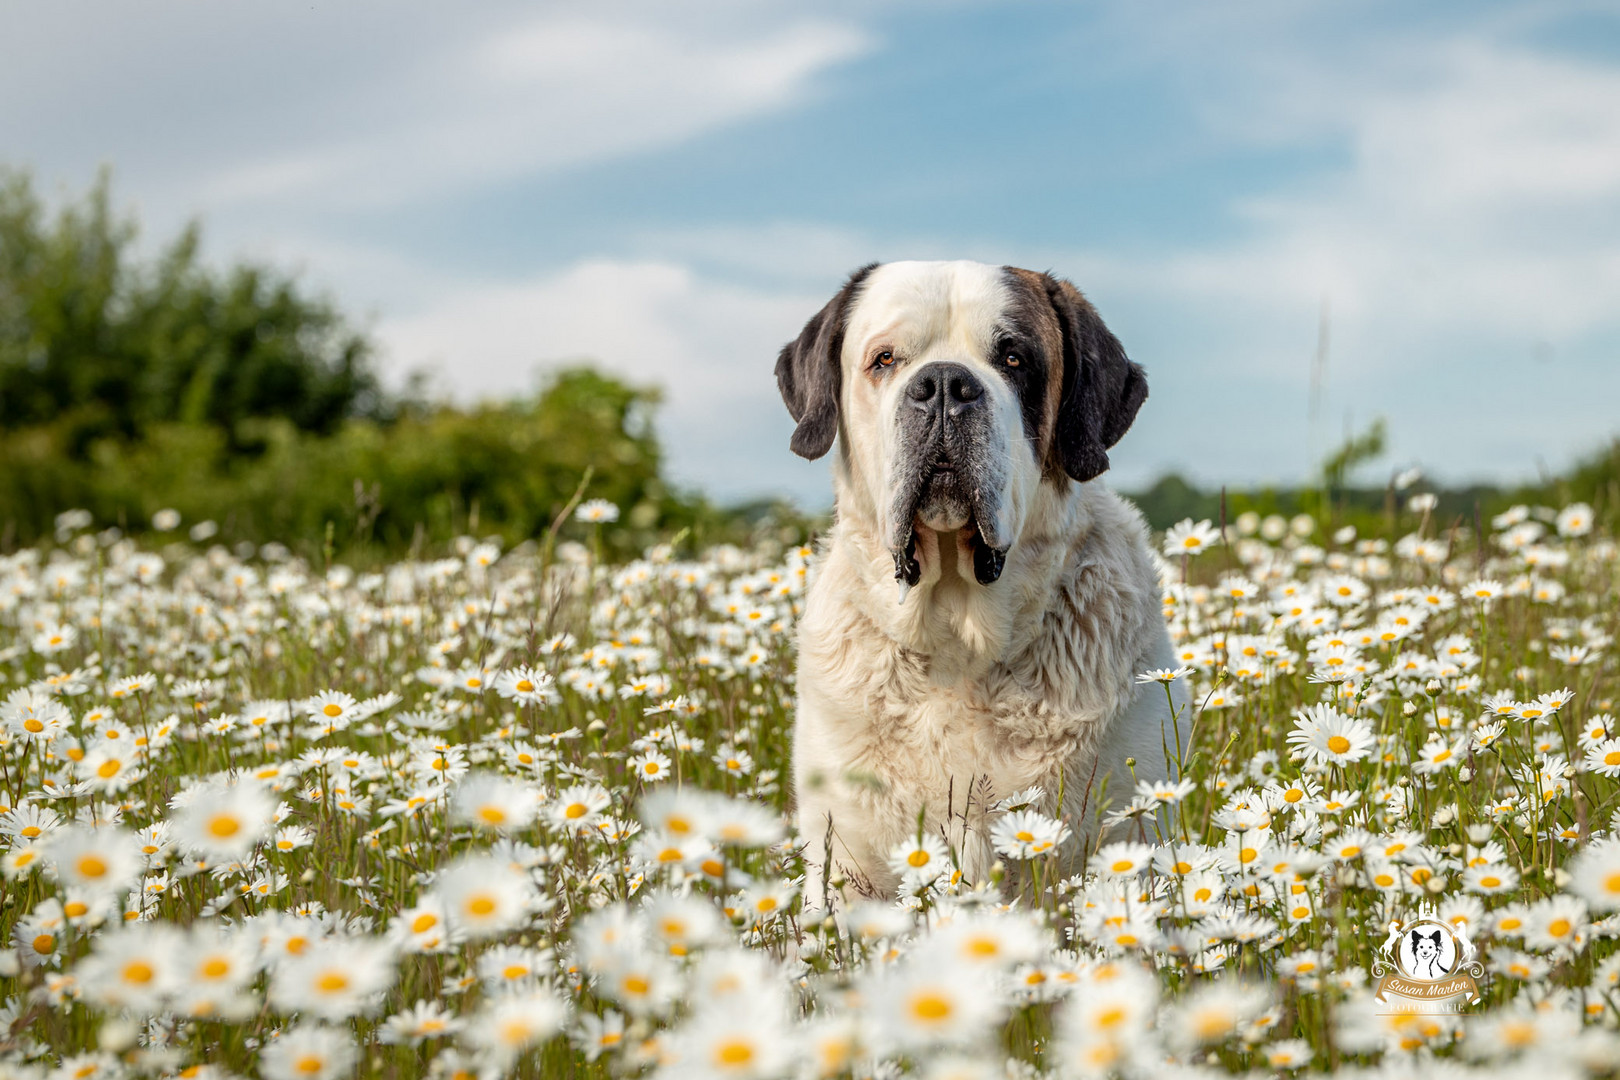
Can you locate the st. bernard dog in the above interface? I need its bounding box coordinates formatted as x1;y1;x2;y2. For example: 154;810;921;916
775;260;1187;904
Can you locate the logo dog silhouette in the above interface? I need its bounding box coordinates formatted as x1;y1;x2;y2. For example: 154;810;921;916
1409;928;1447;980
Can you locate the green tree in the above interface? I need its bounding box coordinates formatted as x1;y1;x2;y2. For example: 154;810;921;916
0;168;382;454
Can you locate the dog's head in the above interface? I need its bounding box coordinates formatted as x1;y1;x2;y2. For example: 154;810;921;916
1411;929;1442;962
776;261;1147;594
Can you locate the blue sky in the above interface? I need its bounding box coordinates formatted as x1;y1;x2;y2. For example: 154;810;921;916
5;1;1620;506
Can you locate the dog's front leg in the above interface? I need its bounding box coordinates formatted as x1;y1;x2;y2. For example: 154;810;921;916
792;704;895;907
794;768;896;908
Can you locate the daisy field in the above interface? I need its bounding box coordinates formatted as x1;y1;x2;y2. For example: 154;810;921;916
1;496;1619;1080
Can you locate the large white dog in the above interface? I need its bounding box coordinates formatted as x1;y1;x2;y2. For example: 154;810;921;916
775;260;1187;904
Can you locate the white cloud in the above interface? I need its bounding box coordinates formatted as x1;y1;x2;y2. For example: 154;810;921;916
199;16;870;211
1109;33;1620;344
0;4;869;227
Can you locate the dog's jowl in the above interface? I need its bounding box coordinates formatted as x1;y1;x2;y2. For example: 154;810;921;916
775;260;1187;904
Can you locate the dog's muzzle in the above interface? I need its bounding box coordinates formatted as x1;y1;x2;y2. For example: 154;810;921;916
889;361;1009;600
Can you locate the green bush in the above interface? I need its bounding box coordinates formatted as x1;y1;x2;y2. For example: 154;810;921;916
0;367;764;558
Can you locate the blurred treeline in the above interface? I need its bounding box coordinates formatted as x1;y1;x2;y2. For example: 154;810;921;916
1131;418;1620;537
2;170;1615;560
0;170;800;560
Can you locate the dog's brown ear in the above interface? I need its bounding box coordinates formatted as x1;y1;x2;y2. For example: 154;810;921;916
775;263;877;460
1042;274;1148;482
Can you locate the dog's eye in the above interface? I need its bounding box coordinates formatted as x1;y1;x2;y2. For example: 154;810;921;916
874;350;895;368
1003;350;1022;368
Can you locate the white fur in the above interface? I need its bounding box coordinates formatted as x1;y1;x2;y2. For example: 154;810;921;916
791;261;1186;904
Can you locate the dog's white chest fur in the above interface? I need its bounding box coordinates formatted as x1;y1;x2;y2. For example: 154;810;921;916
792;484;1183;900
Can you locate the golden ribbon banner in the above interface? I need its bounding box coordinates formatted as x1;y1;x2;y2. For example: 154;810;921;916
1374;971;1480;1005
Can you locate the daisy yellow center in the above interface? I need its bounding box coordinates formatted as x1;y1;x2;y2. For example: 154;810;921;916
623;975;650;995
32;934;54;954
1112;859;1134;872
478;807;507;825
97;760;121;779
1548;918;1571;937
23;718;43;733
77;855;108;878
64;901;87;917
208;815;241;838
124;960;155;984
503;964;528;979
317;972;349;993
294;1055;325;1075
715;1040;755;1066
1284;789;1303;803
1606;752;1620;766
323;703;342;717
907;850;930;867
1327;735;1351;754
202;958;230;978
1500;1021;1536;1047
21;825;40;837
910;992;952;1022
565;803;587;819
1015;830;1035;842
466;895;497;917
1480;876;1500;888
411;913;438;933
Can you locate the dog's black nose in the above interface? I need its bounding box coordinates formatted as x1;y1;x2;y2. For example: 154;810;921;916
906;362;984;417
